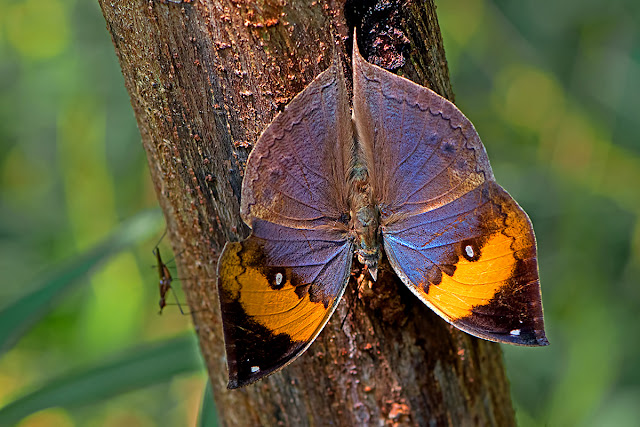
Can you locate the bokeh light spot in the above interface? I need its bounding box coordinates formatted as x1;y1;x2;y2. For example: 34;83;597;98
16;408;74;427
438;0;485;47
5;0;69;60
494;65;565;132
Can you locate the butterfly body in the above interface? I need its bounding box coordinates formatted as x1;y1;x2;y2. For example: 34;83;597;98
348;161;382;277
218;38;547;389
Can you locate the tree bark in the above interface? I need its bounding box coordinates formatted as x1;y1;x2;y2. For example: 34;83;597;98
98;0;516;425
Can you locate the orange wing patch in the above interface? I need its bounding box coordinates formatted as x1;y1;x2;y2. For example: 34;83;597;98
220;242;329;342
387;181;546;346
217;232;352;388
427;231;520;319
425;184;546;346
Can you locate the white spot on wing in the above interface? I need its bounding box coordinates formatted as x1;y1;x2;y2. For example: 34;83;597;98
510;329;521;336
275;272;283;285
465;245;474;258
251;366;260;373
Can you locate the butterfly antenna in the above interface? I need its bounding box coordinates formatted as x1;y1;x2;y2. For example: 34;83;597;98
341;303;353;330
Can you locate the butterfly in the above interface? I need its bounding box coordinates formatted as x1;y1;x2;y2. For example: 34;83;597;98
217;38;548;389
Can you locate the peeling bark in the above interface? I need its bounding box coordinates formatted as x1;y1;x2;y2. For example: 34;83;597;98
98;0;516;425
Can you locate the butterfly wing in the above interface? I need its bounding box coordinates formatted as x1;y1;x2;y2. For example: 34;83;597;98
218;220;353;388
240;61;352;230
218;62;355;388
352;41;547;346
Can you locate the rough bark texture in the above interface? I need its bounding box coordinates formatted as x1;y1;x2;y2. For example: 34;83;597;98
98;0;516;425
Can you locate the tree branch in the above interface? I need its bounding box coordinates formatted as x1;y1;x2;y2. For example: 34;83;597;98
98;0;516;425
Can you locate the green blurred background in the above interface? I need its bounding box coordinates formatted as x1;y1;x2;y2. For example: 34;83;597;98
1;0;638;425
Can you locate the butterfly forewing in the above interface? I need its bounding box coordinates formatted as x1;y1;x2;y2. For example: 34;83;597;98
352;45;491;218
352;41;547;346
240;61;352;229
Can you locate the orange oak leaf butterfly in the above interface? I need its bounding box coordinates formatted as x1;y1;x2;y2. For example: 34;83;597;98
217;38;547;389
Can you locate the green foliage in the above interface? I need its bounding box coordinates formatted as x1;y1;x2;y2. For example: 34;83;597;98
0;334;202;426
0;210;161;355
0;0;208;425
198;380;219;427
438;0;640;425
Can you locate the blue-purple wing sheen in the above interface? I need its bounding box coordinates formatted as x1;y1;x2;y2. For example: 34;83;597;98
352;41;547;346
217;62;355;389
218;39;548;390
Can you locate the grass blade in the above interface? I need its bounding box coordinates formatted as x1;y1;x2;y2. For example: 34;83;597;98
0;209;163;354
198;379;219;427
0;333;203;425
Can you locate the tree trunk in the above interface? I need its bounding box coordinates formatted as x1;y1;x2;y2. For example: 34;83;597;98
98;0;516;425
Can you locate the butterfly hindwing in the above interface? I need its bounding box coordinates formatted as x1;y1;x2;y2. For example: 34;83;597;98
218;220;353;388
352;40;547;346
218;61;355;388
382;181;546;345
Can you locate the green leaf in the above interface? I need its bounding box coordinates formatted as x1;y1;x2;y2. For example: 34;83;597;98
0;209;163;354
198;379;219;427
0;333;203;425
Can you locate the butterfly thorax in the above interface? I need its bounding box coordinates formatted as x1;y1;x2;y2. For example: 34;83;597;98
349;161;381;277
